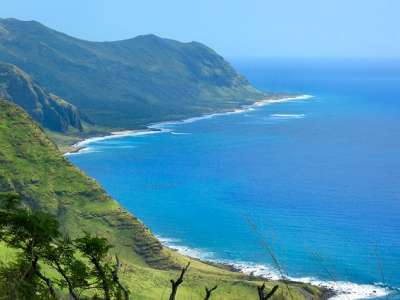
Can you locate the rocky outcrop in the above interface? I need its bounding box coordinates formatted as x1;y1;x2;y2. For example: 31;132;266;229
0;62;86;132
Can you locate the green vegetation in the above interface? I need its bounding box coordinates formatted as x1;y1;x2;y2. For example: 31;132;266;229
0;99;324;299
0;99;170;270
0;192;129;299
0;62;86;133
0;18;265;129
0;192;280;300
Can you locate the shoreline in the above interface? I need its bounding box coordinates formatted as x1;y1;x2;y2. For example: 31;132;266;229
64;94;312;156
63;93;393;299
158;237;390;300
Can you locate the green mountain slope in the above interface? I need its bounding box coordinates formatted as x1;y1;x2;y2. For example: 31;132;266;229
0;99;324;299
0;18;265;128
0;98;170;268
0;62;86;133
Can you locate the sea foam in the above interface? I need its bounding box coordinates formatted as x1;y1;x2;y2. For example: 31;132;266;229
64;147;101;156
75;129;170;147
157;235;392;300
150;94;313;129
270;113;306;119
66;94;312;155
170;132;191;135
66;93;394;299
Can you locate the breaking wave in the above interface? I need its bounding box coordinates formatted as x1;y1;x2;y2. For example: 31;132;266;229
157;235;393;300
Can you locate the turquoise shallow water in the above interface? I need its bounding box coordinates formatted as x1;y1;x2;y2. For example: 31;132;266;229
69;59;400;299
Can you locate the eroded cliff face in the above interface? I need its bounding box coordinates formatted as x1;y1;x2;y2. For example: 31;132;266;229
0;62;86;133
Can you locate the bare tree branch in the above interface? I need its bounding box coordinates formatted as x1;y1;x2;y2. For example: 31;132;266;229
258;283;279;300
112;255;129;300
204;285;218;300
168;262;190;300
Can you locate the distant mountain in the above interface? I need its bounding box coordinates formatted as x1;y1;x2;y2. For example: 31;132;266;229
0;18;265;128
0;62;85;133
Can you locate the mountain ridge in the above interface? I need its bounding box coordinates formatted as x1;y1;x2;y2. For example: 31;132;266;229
0;18;265;129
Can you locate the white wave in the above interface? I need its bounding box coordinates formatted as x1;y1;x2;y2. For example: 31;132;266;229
150;95;312;130
75;129;169;148
64;129;171;156
64;147;101;156
180;108;254;123
115;145;137;149
64;144;138;157
270;113;306;119
225;263;391;299
250;95;313;109
68;94;312;153
291;277;389;300
169;245;214;259
150;111;237;128
156;235;214;259
265;94;314;104
157;235;392;300
170;132;191;135
157;236;181;244
227;261;280;280
74;135;124;147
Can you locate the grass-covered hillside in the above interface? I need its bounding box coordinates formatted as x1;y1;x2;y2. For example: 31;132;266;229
0;18;265;129
0;99;170;268
0;61;86;133
0;99;324;299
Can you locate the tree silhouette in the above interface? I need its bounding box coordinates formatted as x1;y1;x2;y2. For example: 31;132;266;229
169;262;190;300
75;234;115;300
204;285;218;300
0;192;59;299
112;255;130;300
0;193;130;300
258;283;279;300
44;236;89;300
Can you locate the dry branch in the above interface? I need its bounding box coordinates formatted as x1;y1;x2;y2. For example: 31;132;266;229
168;262;190;300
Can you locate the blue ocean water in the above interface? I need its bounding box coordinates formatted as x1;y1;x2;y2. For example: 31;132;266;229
68;59;400;299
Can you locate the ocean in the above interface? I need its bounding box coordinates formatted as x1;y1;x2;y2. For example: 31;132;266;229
68;58;400;299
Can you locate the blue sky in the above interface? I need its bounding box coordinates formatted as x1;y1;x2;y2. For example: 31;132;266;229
1;0;399;58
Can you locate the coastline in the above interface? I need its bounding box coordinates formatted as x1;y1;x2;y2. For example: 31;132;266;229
64;94;312;156
157;236;390;300
64;92;393;299
63;92;394;299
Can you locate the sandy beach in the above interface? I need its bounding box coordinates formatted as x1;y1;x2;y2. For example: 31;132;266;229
64;94;313;156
